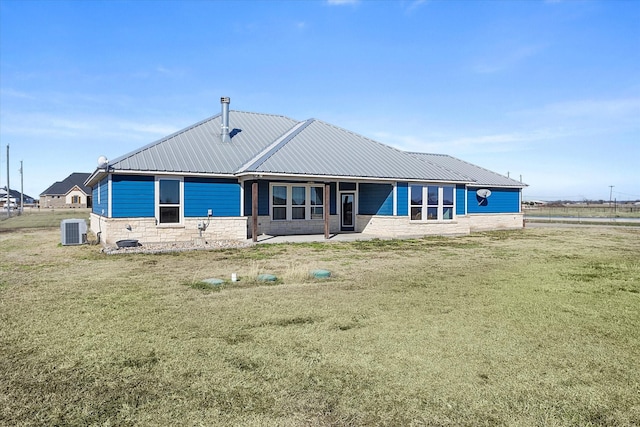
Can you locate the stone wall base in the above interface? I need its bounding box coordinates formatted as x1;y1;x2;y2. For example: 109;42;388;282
90;214;247;245
90;212;524;244
249;216;341;237
358;213;524;237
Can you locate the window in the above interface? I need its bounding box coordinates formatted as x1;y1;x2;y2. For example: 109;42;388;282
410;185;423;220
270;184;324;221
71;195;81;204
272;185;287;220
158;178;181;224
410;185;455;221
310;186;324;219
292;186;306;220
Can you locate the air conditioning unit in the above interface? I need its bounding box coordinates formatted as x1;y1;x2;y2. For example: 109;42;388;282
61;219;87;245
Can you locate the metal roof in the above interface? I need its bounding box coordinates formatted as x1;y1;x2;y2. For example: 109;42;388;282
86;108;524;188
250;119;469;182
108;111;299;174
409;153;526;187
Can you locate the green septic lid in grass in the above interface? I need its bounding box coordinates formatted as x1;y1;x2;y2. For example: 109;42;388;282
257;274;278;282
311;269;331;279
202;278;224;286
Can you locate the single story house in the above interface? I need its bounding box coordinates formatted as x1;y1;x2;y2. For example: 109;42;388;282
85;97;526;245
1;188;37;209
40;172;92;208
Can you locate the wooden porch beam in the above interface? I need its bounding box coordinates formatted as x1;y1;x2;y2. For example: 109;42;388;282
324;183;330;239
252;181;258;242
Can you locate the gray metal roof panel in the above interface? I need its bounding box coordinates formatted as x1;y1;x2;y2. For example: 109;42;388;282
102;109;523;187
249;119;470;182
109;111;299;174
409;153;527;187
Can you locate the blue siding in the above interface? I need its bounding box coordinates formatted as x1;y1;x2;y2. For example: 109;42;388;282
185;177;240;217
112;175;155;218
467;187;520;214
456;185;466;216
92;177;109;216
359;183;393;216
244;180;270;216
397;182;408;216
329;182;337;215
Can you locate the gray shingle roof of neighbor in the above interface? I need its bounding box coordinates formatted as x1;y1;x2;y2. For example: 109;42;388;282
41;172;91;196
92;107;524;187
409;152;526;187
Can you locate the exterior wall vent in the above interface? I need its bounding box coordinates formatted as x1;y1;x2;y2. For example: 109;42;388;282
61;219;87;245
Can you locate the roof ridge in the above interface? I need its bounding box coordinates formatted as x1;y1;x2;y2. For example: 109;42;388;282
434;152;522;184
410;152;526;187
109;110;299;166
236;119;315;173
407;152;476;182
311;120;472;182
108;115;221;165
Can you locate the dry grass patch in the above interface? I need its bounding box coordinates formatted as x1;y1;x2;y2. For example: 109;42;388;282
1;226;639;426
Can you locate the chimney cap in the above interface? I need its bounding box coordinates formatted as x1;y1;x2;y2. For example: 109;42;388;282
221;97;230;104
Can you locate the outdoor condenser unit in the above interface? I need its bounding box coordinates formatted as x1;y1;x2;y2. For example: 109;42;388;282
61;219;87;245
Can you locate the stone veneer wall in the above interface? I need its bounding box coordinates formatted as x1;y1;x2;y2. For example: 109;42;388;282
90;212;525;244
357;215;471;237
90;213;247;245
249;216;341;237
467;213;525;232
357;213;524;237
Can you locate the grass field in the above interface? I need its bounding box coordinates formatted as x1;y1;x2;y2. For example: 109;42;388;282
0;208;91;230
524;205;640;219
1;223;639;426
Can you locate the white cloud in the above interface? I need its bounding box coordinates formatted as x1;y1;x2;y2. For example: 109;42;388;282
326;0;359;5
371;127;570;156
405;0;429;13
540;98;640;118
0;88;36;100
473;44;545;74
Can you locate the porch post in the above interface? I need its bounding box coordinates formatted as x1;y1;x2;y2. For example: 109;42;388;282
252;181;258;242
324;183;330;239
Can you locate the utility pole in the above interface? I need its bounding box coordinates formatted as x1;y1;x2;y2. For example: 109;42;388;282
609;185;614;207
20;160;24;214
5;144;10;218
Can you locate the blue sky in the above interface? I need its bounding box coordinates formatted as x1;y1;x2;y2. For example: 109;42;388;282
1;0;638;201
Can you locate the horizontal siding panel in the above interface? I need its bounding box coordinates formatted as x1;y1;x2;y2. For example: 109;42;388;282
467;187;520;214
112;175;155;218
397;182;408;216
456;185;466;216
92;177;109;215
184;177;240;217
359;183;393;216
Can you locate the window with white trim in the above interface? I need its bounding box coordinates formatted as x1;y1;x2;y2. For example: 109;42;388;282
157;178;182;224
410;184;454;221
270;184;324;221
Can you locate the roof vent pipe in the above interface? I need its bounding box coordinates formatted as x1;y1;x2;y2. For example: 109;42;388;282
220;97;231;143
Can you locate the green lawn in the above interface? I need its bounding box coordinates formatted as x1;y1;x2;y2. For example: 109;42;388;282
0;208;90;230
1;226;639;426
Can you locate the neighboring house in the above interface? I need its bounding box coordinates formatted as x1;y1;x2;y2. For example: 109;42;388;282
0;188;37;209
85;97;526;245
40;173;92;208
